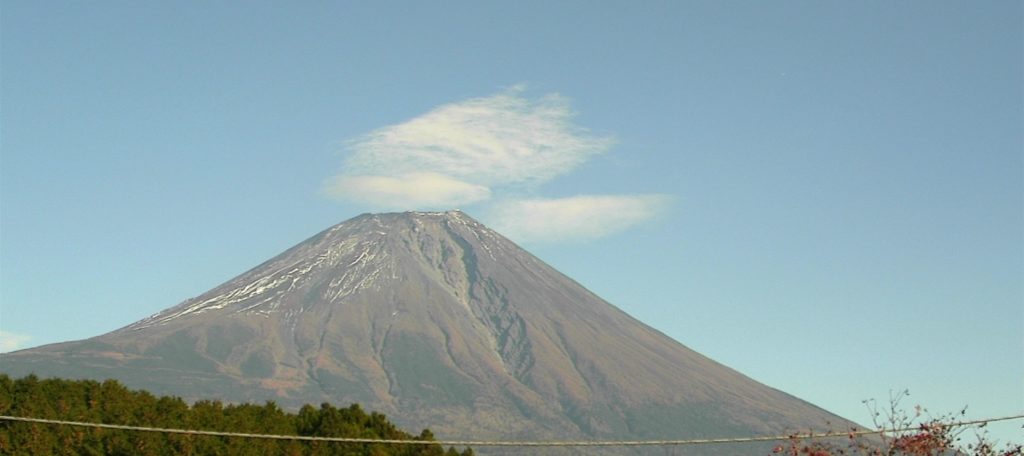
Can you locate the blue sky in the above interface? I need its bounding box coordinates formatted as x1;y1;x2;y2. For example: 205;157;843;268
2;0;1021;445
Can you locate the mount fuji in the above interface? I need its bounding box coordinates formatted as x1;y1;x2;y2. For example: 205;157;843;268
1;211;854;452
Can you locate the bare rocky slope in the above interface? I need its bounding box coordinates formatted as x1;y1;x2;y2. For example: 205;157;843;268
1;211;855;453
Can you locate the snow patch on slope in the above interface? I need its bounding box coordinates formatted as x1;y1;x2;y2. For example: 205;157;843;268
128;229;393;330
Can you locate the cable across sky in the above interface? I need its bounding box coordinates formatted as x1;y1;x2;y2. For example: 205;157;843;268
1;413;1021;448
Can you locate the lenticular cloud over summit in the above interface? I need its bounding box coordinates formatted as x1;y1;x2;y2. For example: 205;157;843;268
340;90;613;188
324;89;614;208
489;195;671;243
324;88;669;241
325;172;492;209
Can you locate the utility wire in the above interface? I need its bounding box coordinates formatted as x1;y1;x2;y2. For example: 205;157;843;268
0;414;1021;448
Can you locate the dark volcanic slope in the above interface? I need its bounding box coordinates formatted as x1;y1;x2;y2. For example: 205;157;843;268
1;211;851;446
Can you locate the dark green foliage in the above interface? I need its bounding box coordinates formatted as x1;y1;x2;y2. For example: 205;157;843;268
0;374;472;456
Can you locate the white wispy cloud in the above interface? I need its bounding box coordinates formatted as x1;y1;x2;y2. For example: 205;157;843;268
325;88;671;241
324;172;491;210
488;195;671;243
326;88;614;208
0;330;31;353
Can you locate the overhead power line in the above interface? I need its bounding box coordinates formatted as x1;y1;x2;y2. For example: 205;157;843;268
1;414;1021;448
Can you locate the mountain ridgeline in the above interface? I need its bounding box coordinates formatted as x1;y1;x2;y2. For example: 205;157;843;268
0;211;855;452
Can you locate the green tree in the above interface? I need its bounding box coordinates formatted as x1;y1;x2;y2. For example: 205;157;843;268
0;374;471;455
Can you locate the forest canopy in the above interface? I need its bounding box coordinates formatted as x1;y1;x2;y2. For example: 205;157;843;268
0;374;472;456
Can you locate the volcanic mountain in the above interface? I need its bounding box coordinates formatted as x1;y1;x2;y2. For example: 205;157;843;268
1;211;852;450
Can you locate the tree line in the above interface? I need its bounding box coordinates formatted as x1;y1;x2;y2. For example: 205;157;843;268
0;374;473;456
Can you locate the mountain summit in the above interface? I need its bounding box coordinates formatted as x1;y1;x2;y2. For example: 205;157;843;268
1;211;851;447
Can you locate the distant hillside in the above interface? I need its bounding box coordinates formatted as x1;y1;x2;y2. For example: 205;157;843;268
0;374;472;455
